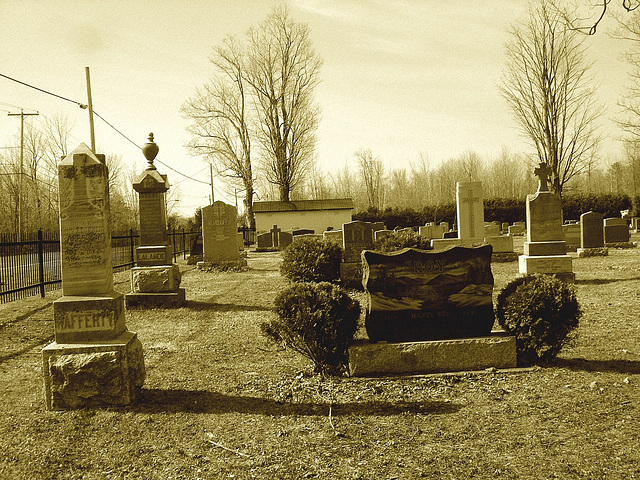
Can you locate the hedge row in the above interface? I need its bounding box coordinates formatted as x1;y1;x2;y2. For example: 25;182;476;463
354;193;635;228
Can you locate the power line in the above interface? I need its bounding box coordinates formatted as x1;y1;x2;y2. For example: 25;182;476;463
0;73;86;108
0;71;214;187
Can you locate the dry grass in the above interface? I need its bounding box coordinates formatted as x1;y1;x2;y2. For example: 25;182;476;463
1;239;640;479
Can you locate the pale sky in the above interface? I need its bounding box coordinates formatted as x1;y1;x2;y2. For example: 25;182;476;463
0;0;633;216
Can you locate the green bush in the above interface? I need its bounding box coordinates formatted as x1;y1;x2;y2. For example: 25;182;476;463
496;275;582;366
280;237;342;283
262;282;361;376
373;229;431;252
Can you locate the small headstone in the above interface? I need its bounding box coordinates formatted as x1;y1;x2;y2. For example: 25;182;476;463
293;233;323;242
374;229;394;242
292;228;314;236
323;229;343;244
342;221;375;263
256;231;273;249
501;222;510;233
363;245;495;342
604;218;630;244
508;224;525;236
484;223;501;237
279;230;293;248
577;211;607;257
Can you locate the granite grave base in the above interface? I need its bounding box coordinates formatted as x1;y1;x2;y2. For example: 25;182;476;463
130;264;181;293
491;252;519;263
196;259;248;270
604;242;636;249
577;247;609;258
349;331;516;377
42;330;145;410
125;288;186;308
339;262;363;288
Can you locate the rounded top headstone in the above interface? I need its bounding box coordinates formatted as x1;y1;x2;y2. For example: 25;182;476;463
142;132;159;169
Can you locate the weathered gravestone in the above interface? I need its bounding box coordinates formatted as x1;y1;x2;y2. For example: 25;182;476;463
604;218;631;245
255;225;292;250
348;245;516;376
419;223;446;240
484;223;501;237
323;229;343;244
562;222;581;251
256;231;273;249
340;220;377;287
577;211;607;257
187;234;203;265
432;181;484;251
42;143;145;410
198;201;247;268
374;229;394;242
363;245;495;342
518;162;573;282
126;134;185;307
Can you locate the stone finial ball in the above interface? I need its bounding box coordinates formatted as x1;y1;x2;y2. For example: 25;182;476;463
142;132;159;162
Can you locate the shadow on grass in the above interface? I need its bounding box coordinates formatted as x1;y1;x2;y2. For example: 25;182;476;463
185;300;270;312
553;357;640;374
574;276;640;285
133;388;461;416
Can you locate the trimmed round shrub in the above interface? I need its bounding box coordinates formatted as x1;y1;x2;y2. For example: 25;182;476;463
374;229;431;252
496;274;582;366
262;282;361;376
280;237;342;283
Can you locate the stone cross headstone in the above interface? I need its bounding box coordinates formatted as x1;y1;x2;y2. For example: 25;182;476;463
270;225;282;247
362;245;495;342
456;181;484;243
534;162;552;192
42;143;145;410
127;134;184;306
519;165;573;281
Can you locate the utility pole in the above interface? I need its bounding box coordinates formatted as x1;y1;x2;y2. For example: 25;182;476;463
7;109;39;239
85;67;96;154
210;164;215;204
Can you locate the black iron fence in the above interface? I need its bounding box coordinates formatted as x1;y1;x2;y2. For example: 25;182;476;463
0;228;200;304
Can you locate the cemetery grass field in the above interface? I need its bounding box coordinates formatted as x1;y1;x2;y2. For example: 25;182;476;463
1;237;640;479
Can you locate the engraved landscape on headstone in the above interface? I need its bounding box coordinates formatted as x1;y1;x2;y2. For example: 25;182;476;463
362;245;495;343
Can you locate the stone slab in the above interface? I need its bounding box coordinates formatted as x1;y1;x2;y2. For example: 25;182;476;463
484;235;513;253
42;330;145;410
523;241;566;256
130;264;181;293
196;259;248;269
136;245;173;267
430;238;461;251
125;288;186;308
577;247;609;258
526;191;563;242
518;254;574;282
53;292;126;344
348;332;516;377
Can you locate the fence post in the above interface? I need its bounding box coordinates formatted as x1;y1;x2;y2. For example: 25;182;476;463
129;228;135;267
182;227;186;260
172;228;177;262
37;229;46;298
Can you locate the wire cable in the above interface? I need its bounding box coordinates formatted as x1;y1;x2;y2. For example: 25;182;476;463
0;73;86;108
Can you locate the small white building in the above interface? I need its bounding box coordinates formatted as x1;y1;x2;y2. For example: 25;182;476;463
253;199;354;234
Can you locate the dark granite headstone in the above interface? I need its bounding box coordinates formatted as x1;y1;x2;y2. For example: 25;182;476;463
604;218;629;243
256;232;272;248
342;221;375;263
190;234;203;255
363;245;494;342
580;211;604;248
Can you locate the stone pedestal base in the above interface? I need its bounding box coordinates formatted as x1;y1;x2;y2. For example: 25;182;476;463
348;332;516;377
518;254;575;283
339;262;363;288
577;247;609;258
42;331;145;410
125;288;186;308
53;292;126;344
196;259;248;270
131;264;181;293
524;241;566;256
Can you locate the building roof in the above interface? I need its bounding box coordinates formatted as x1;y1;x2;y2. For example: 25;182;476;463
253;198;354;213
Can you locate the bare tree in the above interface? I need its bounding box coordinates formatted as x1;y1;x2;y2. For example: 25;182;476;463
355;149;385;210
245;5;322;201
500;0;603;195
183;37;256;227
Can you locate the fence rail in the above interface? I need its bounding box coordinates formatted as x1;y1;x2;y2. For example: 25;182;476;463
0;229;200;304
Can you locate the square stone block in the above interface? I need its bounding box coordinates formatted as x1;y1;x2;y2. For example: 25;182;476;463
484;235;514;253
519;254;574;282
523;241;566;256
42;330;145;410
131;264;181;293
348;332;517;376
53;292;126;344
136;245;173;266
430;238;461;251
125;288;186;308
